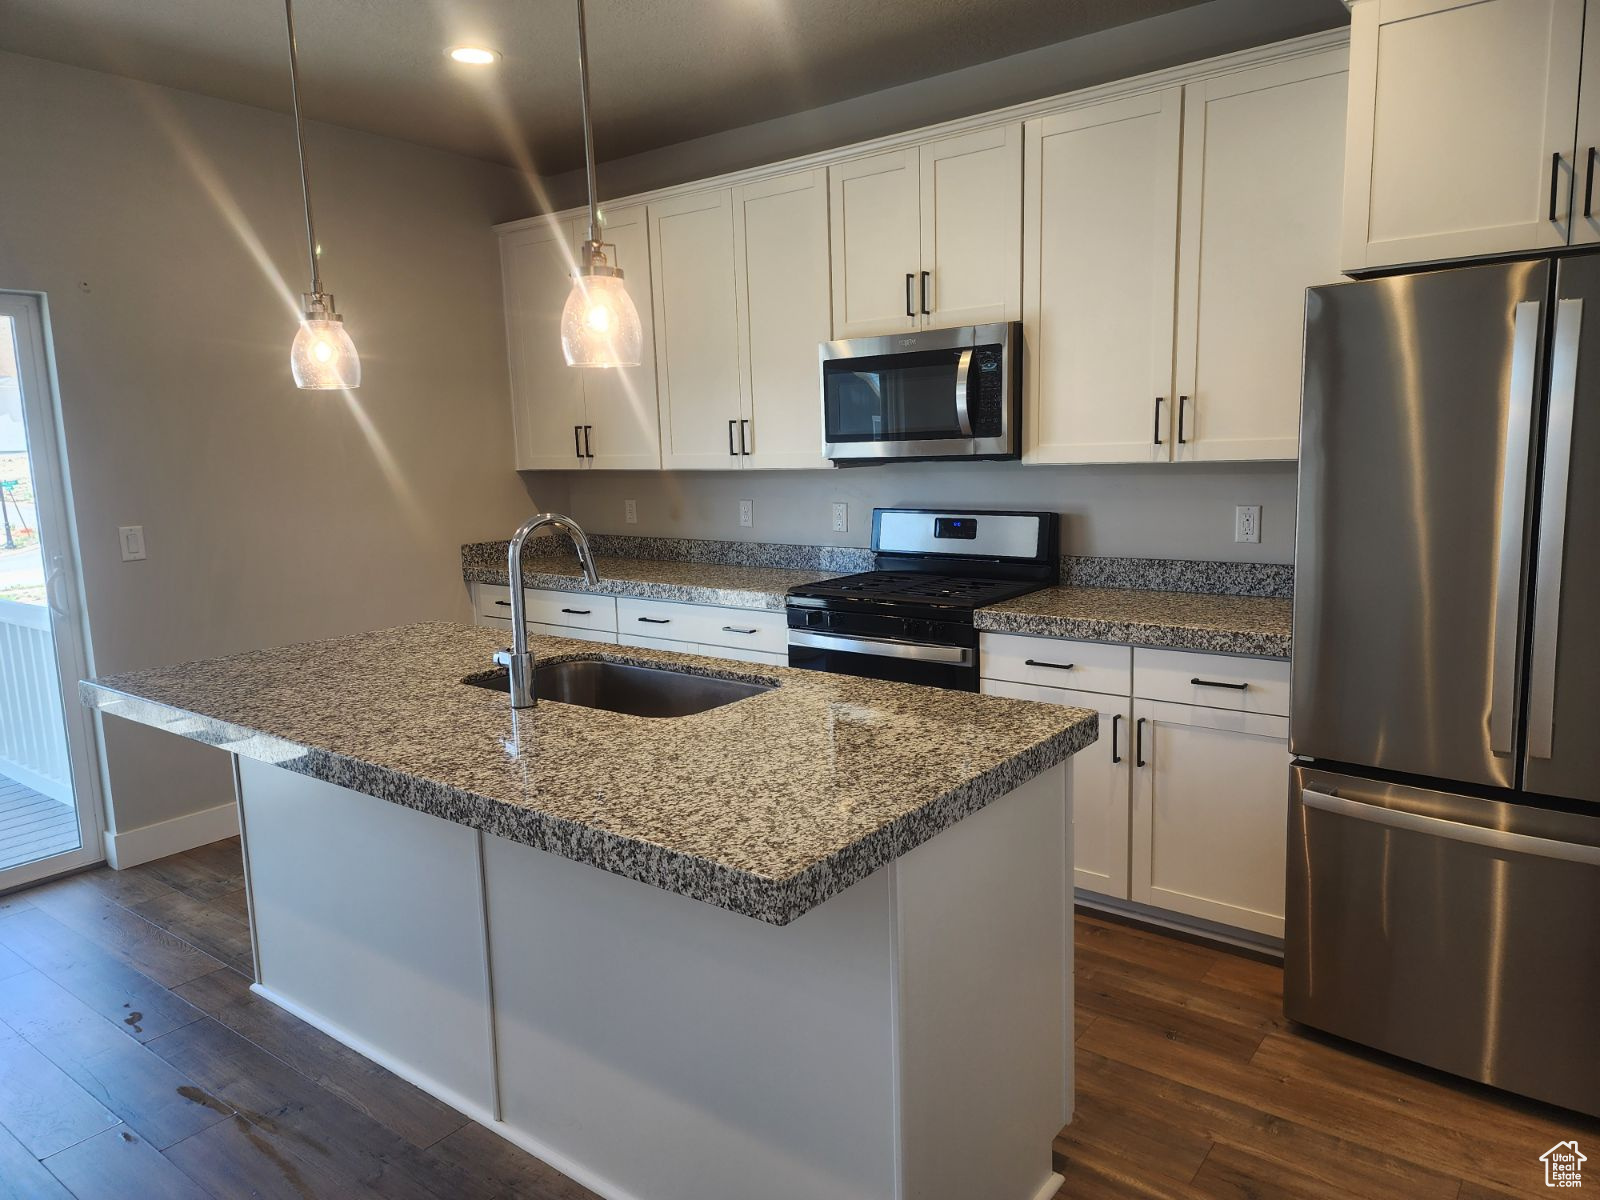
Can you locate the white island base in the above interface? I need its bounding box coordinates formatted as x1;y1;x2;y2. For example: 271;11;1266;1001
234;756;1073;1200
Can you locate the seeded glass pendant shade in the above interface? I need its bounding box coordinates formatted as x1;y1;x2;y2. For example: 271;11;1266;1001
282;0;360;390
290;293;361;388
560;0;641;369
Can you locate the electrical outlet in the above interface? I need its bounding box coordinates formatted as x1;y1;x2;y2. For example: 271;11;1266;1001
624;499;637;525
119;525;147;561
831;502;848;534
1234;505;1261;544
738;499;754;528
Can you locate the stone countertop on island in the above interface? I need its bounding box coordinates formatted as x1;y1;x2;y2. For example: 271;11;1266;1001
81;623;1096;926
974;587;1293;659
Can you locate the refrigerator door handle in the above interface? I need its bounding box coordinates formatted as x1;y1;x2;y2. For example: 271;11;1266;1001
1528;298;1582;759
1301;789;1600;866
1488;301;1542;755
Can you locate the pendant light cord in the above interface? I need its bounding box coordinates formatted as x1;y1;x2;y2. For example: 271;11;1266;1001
284;0;322;297
576;0;601;249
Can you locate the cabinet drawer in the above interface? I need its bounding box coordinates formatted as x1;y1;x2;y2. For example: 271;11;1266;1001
618;632;787;668
1132;648;1290;716
477;615;618;646
616;597;787;654
474;584;618;633
980;633;1131;696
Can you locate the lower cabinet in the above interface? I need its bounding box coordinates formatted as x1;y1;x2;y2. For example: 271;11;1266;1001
1130;700;1290;937
981;632;1290;939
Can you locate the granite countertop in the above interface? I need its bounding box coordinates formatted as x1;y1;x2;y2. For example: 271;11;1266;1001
82;623;1096;926
464;553;829;611
974;587;1293;659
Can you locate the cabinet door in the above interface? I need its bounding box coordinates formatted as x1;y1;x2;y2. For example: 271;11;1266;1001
1570;0;1600;245
1174;51;1348;462
1342;0;1583;270
733;169;831;469
1022;91;1181;464
500;219;588;470
649;189;745;470
577;205;662;470
918;125;1022;328
1131;700;1290;937
828;148;922;337
983;678;1131;899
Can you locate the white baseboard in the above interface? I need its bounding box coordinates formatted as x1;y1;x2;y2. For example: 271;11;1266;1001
1031;1173;1066;1200
104;801;238;869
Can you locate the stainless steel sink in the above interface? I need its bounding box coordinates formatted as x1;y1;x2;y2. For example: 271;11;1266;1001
464;659;774;718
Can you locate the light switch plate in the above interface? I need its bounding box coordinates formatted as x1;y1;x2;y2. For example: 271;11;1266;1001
832;502;848;533
624;499;637;525
119;525;147;561
738;499;754;528
1234;505;1261;544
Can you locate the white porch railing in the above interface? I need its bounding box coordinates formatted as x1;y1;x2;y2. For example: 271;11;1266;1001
0;598;73;803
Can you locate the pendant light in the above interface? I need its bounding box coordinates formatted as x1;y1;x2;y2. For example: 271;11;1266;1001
559;0;643;369
283;0;360;389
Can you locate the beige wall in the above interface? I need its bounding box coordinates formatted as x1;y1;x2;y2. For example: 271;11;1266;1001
0;51;567;847
564;462;1298;563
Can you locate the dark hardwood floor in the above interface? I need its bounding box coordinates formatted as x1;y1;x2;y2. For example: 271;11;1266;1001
0;841;1592;1198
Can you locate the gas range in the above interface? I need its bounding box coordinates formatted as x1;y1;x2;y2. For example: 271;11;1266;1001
786;509;1059;692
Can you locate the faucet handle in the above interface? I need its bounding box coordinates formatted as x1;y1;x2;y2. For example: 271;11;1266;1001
493;649;513;669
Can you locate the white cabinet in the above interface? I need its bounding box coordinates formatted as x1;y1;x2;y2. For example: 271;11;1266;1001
1174;50;1348;461
1023;90;1182;464
1131;700;1290;937
829;126;1021;338
984;677;1131;898
500;208;661;471
733;169;832;470
1575;0;1600;245
1341;0;1584;270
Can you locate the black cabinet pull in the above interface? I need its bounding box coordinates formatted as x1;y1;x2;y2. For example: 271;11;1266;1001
1135;717;1147;768
494;600;511;607
740;419;751;455
560;608;592;615
1191;677;1249;690
1153;397;1164;445
637;616;671;624
583;425;594;459
722;625;758;635
1111;712;1122;765
1024;658;1075;671
1177;395;1189;445
574;425;582;458
728;419;738;456
1551;150;1563;222
920;270;931;315
905;273;915;318
1585;147;1595;218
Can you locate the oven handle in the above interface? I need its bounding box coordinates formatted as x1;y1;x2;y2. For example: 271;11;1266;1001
788;629;974;666
1301;789;1600;866
953;348;974;437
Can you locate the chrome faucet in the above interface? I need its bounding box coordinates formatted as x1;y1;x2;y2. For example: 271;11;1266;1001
493;513;601;708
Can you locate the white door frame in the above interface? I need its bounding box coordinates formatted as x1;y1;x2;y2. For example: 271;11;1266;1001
0;292;106;889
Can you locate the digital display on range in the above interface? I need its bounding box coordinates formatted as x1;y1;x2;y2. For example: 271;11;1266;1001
934;517;978;540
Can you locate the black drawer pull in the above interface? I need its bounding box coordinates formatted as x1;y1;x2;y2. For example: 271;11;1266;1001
728;419;738;456
919;270;930;315
1177;395;1188;445
1111;712;1122;765
1025;658;1075;671
1551;150;1562;222
1191;677;1248;690
560;608;592;615
1153;397;1164;445
574;425;583;458
905;273;915;318
722;626;758;635
494;600;511;607
637;616;671;624
1586;146;1596;218
1135;717;1147;768
583;425;594;459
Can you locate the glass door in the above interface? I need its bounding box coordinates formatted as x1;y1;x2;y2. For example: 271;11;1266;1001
0;293;102;889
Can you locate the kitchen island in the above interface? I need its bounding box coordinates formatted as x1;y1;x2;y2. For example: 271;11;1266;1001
82;622;1096;1200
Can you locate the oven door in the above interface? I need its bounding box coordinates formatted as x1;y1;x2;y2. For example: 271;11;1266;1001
821;323;1018;461
787;629;977;691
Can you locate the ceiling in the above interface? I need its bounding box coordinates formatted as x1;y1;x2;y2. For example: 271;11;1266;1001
0;0;1222;171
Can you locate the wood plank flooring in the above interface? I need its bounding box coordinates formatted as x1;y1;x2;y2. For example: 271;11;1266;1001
0;776;79;871
0;840;1593;1198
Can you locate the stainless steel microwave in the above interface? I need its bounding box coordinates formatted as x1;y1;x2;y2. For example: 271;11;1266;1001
819;322;1021;463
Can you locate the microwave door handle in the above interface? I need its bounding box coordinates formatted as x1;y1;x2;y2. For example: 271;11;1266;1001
1489;300;1542;755
953;348;974;437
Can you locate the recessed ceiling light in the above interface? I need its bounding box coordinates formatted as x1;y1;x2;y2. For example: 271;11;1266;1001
448;46;500;65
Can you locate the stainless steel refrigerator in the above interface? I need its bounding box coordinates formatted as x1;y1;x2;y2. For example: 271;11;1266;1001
1289;256;1600;1118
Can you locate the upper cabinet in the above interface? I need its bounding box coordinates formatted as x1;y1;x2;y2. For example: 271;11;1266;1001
1025;47;1347;465
1174;49;1348;461
829;126;1022;337
500;206;661;471
1341;0;1584;271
